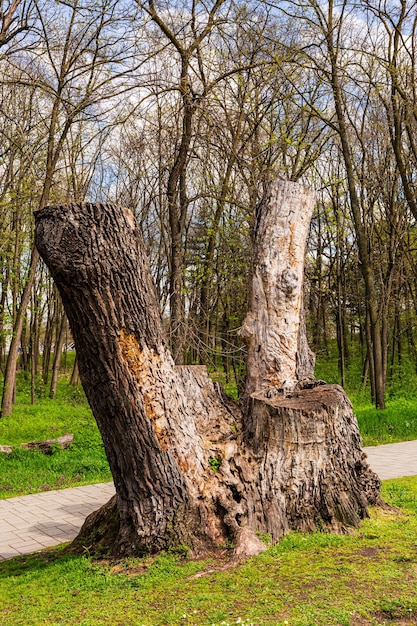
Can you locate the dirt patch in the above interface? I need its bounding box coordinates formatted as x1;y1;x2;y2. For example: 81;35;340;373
372;610;417;624
349;615;372;625
109;563;148;576
185;547;243;578
350;610;417;625
83;546;240;579
357;547;381;558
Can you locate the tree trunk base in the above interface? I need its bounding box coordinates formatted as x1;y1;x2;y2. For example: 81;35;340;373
245;383;381;536
69;373;381;559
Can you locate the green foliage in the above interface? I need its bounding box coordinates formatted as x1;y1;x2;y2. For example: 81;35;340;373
168;542;190;559
255;531;273;546
354;400;417;446
1;477;417;625
208;366;243;401
208;456;221;472
381;476;417;512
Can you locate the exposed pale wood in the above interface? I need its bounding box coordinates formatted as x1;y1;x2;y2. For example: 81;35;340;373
240;180;316;396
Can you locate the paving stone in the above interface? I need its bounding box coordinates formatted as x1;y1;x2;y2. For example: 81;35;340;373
9;539;44;550
0;482;115;561
365;440;417;480
1;546;21;558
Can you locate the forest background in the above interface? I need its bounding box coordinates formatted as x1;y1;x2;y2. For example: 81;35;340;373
1;0;417;427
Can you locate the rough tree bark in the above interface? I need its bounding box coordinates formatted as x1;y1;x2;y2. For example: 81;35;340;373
34;180;381;559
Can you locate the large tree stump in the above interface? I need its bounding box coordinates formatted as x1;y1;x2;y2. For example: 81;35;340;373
34;181;381;559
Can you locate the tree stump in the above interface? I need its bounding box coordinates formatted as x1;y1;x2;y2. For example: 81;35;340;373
34;181;381;559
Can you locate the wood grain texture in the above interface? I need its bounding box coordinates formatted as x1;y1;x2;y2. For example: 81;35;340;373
240;179;316;396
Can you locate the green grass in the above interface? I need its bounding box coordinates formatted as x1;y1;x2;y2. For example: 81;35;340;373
0;372;111;499
1;476;417;625
353;399;417;446
314;342;417;446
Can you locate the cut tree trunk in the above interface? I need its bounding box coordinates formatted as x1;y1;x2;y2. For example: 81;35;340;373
34;183;381;559
240;180;316;397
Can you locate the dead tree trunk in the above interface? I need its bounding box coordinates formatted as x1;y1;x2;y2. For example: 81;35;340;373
240;180;315;397
34;182;381;559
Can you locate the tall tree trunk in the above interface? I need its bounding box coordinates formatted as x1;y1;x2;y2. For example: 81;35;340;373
240;180;316;397
42;283;57;385
0;263;9;371
49;312;66;399
1;248;39;417
167;62;194;365
30;289;41;405
325;0;385;409
69;354;79;386
35;188;381;559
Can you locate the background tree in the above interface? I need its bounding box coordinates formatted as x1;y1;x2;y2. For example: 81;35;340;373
0;0;138;415
3;0;417;415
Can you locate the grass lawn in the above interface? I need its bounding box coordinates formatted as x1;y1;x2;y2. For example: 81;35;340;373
0;476;416;625
0;374;112;499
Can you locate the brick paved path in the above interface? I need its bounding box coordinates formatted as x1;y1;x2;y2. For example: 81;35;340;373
364;440;417;480
1;441;416;562
0;482;115;562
